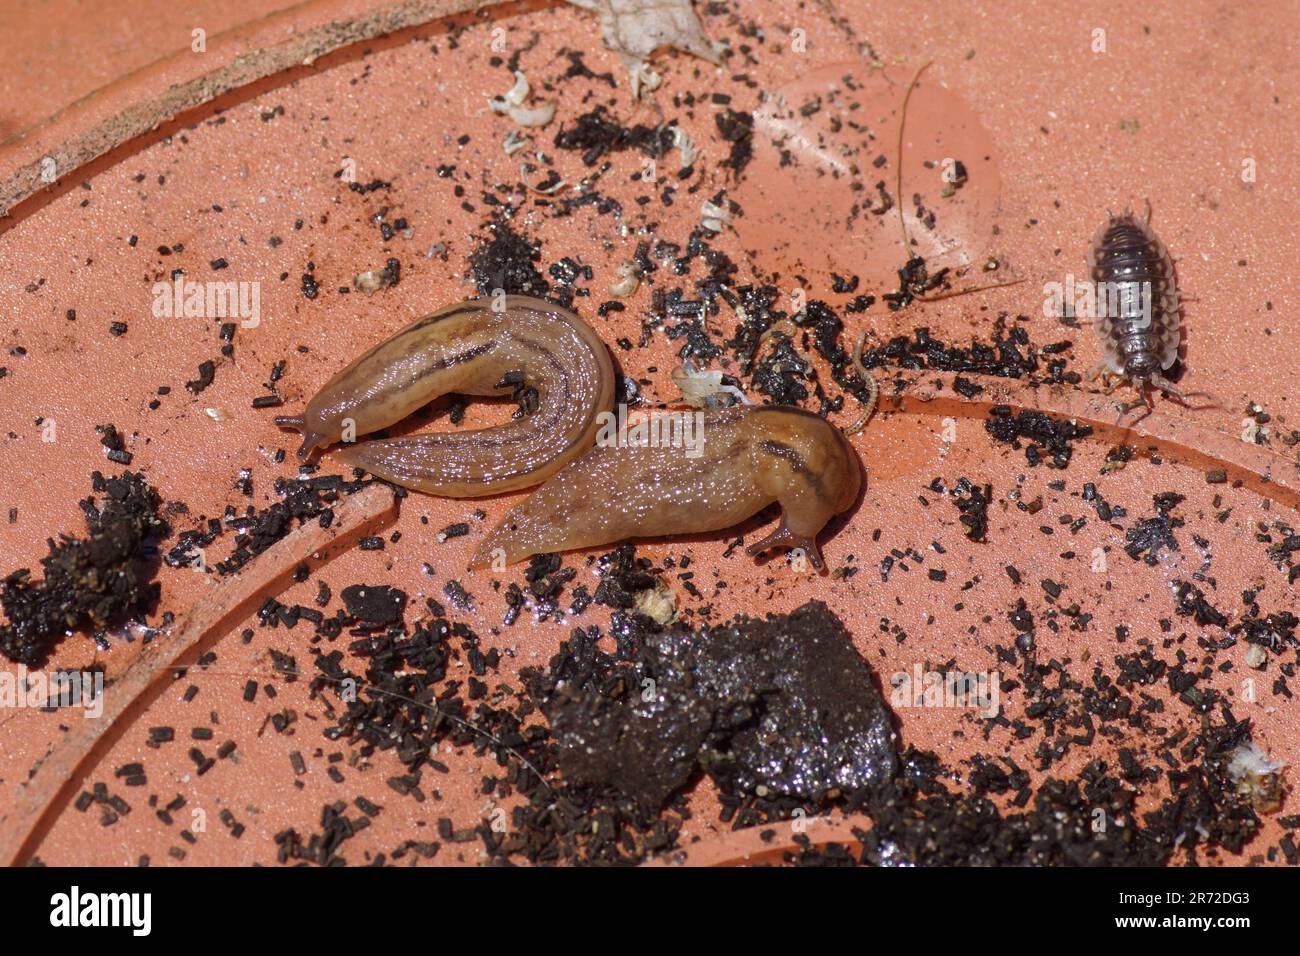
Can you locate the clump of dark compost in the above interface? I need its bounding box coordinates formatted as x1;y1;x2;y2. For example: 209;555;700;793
1125;492;1185;563
528;600;898;809
0;471;168;665
714;108;755;176
553;107;676;166
986;405;1093;468
468;218;549;298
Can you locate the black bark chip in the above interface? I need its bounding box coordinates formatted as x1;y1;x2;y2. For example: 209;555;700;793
340;584;406;627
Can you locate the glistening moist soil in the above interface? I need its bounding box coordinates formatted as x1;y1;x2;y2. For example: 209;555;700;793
1;1;1297;865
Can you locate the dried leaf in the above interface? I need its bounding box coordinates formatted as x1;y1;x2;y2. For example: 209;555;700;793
567;0;721;96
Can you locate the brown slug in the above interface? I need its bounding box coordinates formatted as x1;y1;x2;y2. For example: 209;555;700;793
274;295;615;497
470;404;862;571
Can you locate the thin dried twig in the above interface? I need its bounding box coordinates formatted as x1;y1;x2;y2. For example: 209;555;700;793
896;60;932;252
893;61;1024;302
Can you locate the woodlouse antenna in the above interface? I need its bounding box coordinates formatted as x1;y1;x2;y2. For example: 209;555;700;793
1151;375;1220;409
1116;401;1154;428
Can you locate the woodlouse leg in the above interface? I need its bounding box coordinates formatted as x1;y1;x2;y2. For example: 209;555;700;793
1116;402;1154;427
1143;198;1153;224
1115;382;1155;426
1151;375;1220;409
1086;363;1121;394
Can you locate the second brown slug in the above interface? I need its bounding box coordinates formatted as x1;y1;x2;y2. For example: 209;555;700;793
275;295;614;497
470;404;862;571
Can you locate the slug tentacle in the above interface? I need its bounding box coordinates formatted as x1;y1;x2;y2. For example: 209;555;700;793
272;415;329;458
745;519;825;571
272;296;614;497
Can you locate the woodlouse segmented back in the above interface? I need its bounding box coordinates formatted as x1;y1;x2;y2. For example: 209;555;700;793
1086;206;1202;414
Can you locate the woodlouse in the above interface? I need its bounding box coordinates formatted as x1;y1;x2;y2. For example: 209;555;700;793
1087;205;1203;413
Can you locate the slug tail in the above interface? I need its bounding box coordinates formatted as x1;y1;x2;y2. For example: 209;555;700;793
469;522;544;571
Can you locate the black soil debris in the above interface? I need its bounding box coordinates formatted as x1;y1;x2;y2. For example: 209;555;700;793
884;256;950;309
553;107;676;166
724;285;872;414
949;478;994;541
714;108;755;177
859;319;1077;386
853;714;1264;866
1125;492;1185;563
0;472;168;664
468;219;549;298
165;473;379;577
340;585;407;629
986;405;1093;468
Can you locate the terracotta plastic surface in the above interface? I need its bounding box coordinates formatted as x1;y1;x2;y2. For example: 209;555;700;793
0;0;1296;866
